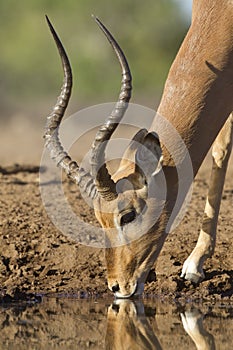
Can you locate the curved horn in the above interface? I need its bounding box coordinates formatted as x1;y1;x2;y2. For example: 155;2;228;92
44;16;97;199
90;16;132;201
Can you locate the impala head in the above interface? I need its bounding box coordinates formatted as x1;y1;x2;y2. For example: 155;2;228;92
94;129;166;297
106;300;159;348
45;16;166;298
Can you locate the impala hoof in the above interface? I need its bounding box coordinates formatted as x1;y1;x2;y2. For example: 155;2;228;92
183;272;204;284
181;260;205;283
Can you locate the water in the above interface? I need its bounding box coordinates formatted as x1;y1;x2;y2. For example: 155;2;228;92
0;297;232;349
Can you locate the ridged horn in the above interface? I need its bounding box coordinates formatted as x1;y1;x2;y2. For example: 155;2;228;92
90;16;132;201
44;16;97;200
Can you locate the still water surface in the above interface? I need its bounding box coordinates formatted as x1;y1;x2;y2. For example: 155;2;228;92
0;297;232;349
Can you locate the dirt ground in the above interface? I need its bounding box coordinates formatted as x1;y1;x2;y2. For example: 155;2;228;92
0;153;232;303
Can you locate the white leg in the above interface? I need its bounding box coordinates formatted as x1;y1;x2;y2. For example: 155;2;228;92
181;309;215;350
181;113;233;283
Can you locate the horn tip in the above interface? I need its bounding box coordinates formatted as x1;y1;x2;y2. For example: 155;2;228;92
45;14;50;25
91;14;100;24
45;15;55;34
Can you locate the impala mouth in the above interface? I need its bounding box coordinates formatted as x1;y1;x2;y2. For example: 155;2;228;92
114;282;144;299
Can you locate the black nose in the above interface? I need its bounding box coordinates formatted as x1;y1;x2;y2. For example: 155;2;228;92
112;283;120;293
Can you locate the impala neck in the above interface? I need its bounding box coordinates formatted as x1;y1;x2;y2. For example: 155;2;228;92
153;0;233;176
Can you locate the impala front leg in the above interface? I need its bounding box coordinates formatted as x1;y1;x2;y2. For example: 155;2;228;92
181;113;233;283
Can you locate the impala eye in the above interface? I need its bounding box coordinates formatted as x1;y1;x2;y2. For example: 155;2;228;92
120;210;136;226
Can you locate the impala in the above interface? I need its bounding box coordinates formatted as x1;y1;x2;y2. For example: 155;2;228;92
45;0;233;298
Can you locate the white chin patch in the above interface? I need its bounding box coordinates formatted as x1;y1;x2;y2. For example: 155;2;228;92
114;283;144;299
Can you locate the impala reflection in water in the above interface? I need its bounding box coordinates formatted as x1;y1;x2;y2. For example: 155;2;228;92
0;298;232;349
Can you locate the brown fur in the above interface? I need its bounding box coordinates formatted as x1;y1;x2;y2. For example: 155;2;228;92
95;0;233;297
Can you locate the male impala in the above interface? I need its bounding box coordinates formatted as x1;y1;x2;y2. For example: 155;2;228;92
45;0;233;298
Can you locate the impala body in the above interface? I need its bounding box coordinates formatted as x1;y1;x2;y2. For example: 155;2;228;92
45;0;233;298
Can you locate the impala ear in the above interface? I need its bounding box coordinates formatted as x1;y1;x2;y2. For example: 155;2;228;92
117;128;148;173
114;129;163;188
135;131;163;178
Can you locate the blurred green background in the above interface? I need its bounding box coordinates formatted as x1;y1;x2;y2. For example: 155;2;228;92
0;0;191;164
